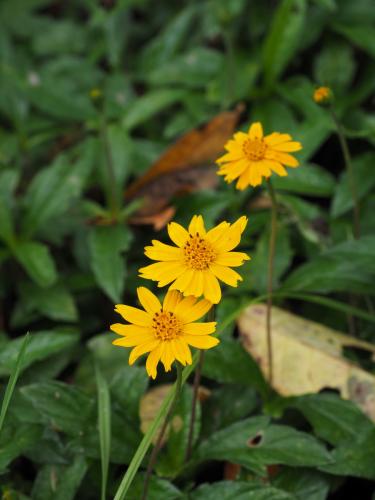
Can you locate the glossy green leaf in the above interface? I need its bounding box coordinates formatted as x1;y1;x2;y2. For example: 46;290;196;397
0;331;79;376
89;224;132;302
190;481;294;500
13;241;58;287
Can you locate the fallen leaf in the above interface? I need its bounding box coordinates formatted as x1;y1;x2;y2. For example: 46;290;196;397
139;384;210;445
238;304;375;421
125;104;244;228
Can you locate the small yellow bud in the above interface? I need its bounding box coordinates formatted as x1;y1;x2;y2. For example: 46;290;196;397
89;88;102;100
313;86;332;105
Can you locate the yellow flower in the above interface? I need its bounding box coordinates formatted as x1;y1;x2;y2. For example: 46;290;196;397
216;122;302;189
139;215;250;304
313;86;331;104
111;287;219;378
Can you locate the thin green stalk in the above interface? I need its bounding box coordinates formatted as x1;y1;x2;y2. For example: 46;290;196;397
330;107;360;239
185;306;215;461
114;362;194;500
223;29;235;109
95;362;111;500
141;364;183;500
100;113;119;219
0;332;29;434
266;179;278;385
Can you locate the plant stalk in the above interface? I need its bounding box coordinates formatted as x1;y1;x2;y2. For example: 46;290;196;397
266;179;278;385
141;363;183;500
330;108;360;239
185;306;215;461
100;112;119;219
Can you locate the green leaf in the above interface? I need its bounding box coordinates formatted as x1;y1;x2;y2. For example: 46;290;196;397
22;141;97;236
111;366;148;421
291;393;374;446
314;42;355;91
333;23;375;58
0;331;79;376
283;236;375;294
20;381;94;436
127;474;183;500
95;363;111;500
272;468;330;500
272;163;335;197
0;333;29;433
31;455;88;500
202;339;268;397
123;89;187;130
13;241;58;287
0;423;42;472
190;481;294;500
331;152;375;217
320;427;375;479
195;418;332;474
17;282;78;322
262;0;306;87
0;199;14;245
89;224;132;302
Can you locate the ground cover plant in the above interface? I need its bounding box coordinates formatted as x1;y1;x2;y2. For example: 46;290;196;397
0;0;375;498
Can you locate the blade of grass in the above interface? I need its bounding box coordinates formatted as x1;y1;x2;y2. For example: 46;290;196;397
95;362;111;500
0;332;30;434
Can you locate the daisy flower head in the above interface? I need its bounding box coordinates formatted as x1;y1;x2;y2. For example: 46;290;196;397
216;122;302;189
139;215;250;304
110;287;219;379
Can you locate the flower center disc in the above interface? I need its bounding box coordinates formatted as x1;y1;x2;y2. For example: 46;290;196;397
184;234;216;271
243;139;266;161
152;311;182;340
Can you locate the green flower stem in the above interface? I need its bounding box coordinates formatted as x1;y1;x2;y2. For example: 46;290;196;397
141;363;183;500
266;179;278;386
330;107;360;239
100;112;119;220
113;362;192;500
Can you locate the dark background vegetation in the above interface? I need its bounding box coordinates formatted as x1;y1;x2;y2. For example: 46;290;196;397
0;0;374;498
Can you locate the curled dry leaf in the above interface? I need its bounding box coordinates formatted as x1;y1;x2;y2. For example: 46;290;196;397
238;304;375;421
125;104;244;229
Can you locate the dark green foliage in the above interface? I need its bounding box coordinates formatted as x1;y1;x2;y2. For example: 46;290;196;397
0;0;374;497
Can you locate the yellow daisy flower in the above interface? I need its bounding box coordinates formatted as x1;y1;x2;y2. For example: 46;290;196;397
139;215;250;304
111;287;219;379
216;122;302;189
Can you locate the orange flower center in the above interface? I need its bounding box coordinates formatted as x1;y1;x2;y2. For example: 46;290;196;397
184;234;216;270
152;310;182;340
242;138;266;161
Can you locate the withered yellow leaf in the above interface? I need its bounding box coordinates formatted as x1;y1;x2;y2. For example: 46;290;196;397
238;304;375;421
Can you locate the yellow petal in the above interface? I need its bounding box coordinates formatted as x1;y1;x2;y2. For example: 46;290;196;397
188;215;206;236
163;289;183;312
168;222;189;247
161;342;175;371
264;132;292;146
213;216;247;253
247;163;263;187
218;159;249;181
115;305;152;326
268;160;288;176
206;221;230;245
184;334;220;349
110;323;150;336
233;131;248;143
210;263;243;287
236;171;250;190
171;339;187;365
183;322;216;335
175;296;211;323
266;150;299;167
184;270;204;297
215;251;250;267
169;269;195;295
145;343;163;379
203;272;222;303
248;122;263;140
139;261;186;286
144;241;182;261
137;287;161;314
129;339;160;365
272;141;302;152
113;331;155;347
176;338;192;364
216;151;244;164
